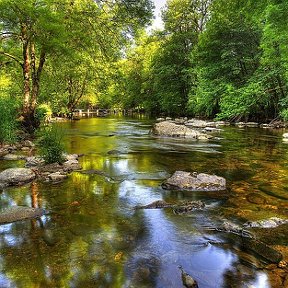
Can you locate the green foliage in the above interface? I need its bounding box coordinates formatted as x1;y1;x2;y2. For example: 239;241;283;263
187;0;288;121
35;103;52;123
0;97;19;144
1;0;286;122
38;125;65;164
0;0;154;126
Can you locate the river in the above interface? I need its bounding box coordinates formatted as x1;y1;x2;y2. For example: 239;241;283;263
0;115;287;287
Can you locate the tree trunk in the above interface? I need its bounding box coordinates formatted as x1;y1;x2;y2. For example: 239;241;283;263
31;45;46;112
21;23;31;117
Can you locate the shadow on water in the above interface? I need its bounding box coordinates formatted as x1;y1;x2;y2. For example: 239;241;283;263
0;116;287;287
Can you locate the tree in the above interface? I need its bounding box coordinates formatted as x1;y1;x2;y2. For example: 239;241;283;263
0;0;69;132
149;0;211;115
0;0;154;132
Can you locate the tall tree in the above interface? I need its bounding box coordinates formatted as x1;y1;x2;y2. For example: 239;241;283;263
150;0;211;115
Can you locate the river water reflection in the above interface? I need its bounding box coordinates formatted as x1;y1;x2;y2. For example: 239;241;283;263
0;116;288;287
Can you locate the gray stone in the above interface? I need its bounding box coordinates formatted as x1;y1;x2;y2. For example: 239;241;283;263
63;159;81;171
0;168;36;186
283;133;288;139
162;171;226;191
243;217;288;228
25;156;45;167
151;121;211;140
2;154;25;160
185;119;209;128
48;172;68;182
0;206;44;224
64;153;79;161
174;118;185;124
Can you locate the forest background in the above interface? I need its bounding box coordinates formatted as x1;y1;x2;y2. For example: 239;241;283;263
0;0;287;134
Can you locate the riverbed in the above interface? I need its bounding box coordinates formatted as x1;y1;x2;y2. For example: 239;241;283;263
0;115;287;287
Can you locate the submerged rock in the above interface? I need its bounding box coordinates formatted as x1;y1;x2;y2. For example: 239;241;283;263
173;200;205;214
162;171;226;191
246;193;267;205
135;199;205;215
0;168;36;186
242;238;283;263
135;200;173;209
0;206;44;224
151;121;211;140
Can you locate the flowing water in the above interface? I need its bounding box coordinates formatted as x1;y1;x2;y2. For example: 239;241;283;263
0;116;288;288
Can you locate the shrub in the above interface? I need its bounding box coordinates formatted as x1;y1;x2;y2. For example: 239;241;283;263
38;125;65;164
35;104;52;123
0;97;19;144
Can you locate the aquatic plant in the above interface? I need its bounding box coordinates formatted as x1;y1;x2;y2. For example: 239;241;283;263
37;125;65;164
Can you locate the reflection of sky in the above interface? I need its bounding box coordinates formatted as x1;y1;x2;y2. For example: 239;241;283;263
0;274;14;288
133;206;270;288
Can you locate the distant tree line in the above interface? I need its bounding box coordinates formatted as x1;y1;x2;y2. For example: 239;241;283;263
1;0;287;134
114;0;288;122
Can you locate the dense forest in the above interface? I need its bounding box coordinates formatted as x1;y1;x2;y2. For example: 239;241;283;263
0;0;288;134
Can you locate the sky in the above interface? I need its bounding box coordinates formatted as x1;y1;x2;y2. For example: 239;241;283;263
150;0;167;30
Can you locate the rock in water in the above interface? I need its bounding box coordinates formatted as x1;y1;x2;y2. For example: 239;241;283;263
178;266;198;288
0;168;36;186
151;121;211;139
135;200;173;209
162;171;226;191
0;206;45;224
243;217;288;228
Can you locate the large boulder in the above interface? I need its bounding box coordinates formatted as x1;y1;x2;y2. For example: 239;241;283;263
162;171;226;191
0;168;36;186
151;121;211;139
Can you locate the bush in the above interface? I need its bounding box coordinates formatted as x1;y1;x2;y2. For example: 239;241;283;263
38;125;65;164
35;104;52;123
0;97;19;144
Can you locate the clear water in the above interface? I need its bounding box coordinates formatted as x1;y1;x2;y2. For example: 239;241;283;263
0;115;287;288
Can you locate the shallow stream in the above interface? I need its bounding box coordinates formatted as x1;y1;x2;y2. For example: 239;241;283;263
0;116;288;287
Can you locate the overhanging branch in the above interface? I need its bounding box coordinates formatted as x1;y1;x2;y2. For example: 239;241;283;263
0;51;23;67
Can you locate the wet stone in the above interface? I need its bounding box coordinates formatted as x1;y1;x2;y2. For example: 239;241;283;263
0;206;45;224
48;172;68;182
0;168;36;186
162;171;226;191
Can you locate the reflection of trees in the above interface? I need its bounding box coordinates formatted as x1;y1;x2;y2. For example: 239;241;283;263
1;119;287;287
0;171;147;287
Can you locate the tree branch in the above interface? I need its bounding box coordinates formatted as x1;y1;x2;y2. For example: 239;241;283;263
0;51;23;67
